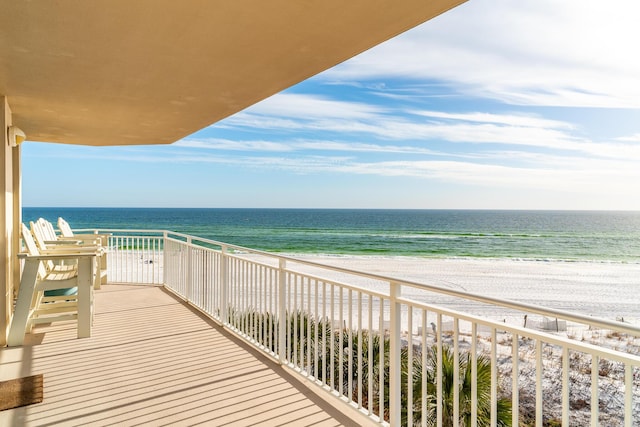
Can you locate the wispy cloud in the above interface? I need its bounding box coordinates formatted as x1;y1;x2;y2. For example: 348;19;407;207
218;100;640;159
409;111;574;130
176;139;293;152
178;138;444;155
616;133;640;143
237;93;388;120
323;0;640;108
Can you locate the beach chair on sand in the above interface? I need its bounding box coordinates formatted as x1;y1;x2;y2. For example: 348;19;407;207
8;224;97;346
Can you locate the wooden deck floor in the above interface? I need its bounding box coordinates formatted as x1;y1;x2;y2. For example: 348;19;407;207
0;285;361;427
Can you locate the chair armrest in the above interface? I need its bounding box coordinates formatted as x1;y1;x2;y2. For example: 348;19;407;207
60;235;99;242
45;239;83;245
36;246;104;256
18;252;97;261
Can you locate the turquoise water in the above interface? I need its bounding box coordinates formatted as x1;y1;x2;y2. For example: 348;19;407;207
22;208;640;263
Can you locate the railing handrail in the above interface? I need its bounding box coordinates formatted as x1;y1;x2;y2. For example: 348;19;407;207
397;295;640;365
75;228;168;234
97;227;640;337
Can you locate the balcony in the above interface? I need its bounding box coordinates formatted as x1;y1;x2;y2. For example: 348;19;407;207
2;229;640;426
0;284;360;426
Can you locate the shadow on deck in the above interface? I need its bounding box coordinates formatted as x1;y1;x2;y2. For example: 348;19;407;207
0;285;360;426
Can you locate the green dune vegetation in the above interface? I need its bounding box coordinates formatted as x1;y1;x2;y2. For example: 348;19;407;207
228;309;512;426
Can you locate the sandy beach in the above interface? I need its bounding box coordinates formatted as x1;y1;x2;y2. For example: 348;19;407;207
124;248;640;326
283;255;640;326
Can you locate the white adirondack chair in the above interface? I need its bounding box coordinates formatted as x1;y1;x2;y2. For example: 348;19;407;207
8;224;97;346
57;217;109;246
31;218;108;289
57;217;109;287
37;217;83;245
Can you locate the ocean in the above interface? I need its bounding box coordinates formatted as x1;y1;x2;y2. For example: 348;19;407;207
22;208;640;263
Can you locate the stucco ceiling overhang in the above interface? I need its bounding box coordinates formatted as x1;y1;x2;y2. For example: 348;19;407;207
0;0;465;146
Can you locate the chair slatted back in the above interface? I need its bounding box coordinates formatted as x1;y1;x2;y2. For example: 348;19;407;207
20;223;49;279
30;221;50;251
58;217;74;237
39;218;58;241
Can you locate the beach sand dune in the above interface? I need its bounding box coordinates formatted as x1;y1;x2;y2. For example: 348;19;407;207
285;256;640;325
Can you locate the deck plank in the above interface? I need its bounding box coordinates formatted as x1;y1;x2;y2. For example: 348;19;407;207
0;285;359;427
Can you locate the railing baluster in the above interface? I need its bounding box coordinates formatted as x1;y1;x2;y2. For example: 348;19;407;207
307;278;312;376
243;259;248;335
125;236;130;282
294;273;299;368
322;280;327;386
267;266;272;352
330;283;335;392
408;305;413;427
220;246;228;324
490;327;497;427
436;313;443;427
278;259;286;364
379;297;385;422
389;282;401;427
257;263;261;342
453;317;459;426
368;294;374;416
135;236;140;282
348;288;353;401
471;322;478;427
422;309;428;427
339;286;344;397
357;291;363;409
624;363;632;427
253;262;258;342
314;278;319;380
185;236;192;302
302;275;306;370
512;332;519;427
536;340;543;427
562;347;570;427
591;354;599;427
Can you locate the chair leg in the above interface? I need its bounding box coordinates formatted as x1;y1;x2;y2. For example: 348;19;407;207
76;257;94;339
7;260;40;346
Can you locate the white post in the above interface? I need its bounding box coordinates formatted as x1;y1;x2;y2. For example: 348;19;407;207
162;231;168;285
76;255;94;338
220;245;228;324
388;281;401;426
278;258;286;364
185;236;192;302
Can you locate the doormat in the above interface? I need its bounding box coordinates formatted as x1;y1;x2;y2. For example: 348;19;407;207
0;374;43;411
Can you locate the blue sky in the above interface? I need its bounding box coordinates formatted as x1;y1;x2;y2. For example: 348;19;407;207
23;0;640;210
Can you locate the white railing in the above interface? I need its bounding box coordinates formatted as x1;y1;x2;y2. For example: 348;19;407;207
91;229;640;427
74;229;165;285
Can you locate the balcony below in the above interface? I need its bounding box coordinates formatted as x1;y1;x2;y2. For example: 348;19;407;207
0;284;361;427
